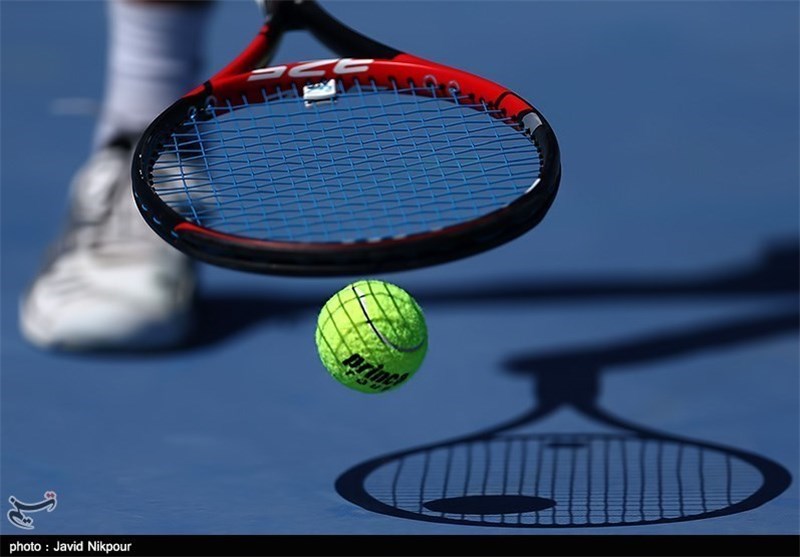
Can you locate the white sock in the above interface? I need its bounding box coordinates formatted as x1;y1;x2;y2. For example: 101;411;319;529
93;0;212;149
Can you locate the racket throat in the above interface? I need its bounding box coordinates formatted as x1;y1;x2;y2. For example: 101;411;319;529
535;369;600;408
272;0;401;59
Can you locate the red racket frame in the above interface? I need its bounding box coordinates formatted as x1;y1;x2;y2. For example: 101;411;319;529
133;1;560;275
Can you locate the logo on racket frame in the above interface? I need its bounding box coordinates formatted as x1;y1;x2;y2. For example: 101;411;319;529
248;58;374;81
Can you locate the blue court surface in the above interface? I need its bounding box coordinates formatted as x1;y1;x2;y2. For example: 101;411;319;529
1;0;798;538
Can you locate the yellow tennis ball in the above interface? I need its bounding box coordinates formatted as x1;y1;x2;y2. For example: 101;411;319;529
316;280;428;393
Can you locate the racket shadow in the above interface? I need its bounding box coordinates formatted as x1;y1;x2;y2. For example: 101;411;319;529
180;239;799;352
334;310;797;527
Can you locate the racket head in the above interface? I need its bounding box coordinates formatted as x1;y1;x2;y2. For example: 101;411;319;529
335;429;790;528
132;12;560;275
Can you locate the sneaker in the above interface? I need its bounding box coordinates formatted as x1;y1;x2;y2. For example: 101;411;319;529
19;136;196;351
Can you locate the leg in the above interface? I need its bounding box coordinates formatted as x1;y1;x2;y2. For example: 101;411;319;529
20;0;213;351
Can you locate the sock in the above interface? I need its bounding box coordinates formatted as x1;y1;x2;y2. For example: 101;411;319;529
93;0;212;149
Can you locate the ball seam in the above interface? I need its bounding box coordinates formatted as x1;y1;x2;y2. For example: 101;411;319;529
352;285;424;353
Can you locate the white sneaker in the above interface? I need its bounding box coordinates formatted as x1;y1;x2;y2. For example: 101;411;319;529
20;137;196;351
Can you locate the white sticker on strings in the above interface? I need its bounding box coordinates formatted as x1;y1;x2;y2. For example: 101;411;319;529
303;79;337;107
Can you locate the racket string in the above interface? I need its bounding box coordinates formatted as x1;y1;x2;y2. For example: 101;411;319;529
149;80;541;242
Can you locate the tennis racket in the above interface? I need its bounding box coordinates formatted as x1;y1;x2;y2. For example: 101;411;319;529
335;312;795;527
131;0;560;275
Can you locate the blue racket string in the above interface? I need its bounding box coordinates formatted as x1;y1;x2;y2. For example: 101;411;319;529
150;80;541;243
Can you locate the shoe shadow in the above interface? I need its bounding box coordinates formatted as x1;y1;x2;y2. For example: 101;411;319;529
181;238;798;352
76;238;797;357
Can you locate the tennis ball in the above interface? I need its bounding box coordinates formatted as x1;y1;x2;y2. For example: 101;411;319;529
316;280;427;394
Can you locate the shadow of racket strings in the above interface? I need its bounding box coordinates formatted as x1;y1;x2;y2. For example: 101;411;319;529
335;311;796;527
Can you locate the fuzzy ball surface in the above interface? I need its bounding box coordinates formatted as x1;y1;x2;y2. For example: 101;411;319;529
316;280;428;393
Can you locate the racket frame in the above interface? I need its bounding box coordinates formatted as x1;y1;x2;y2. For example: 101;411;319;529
132;0;561;275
